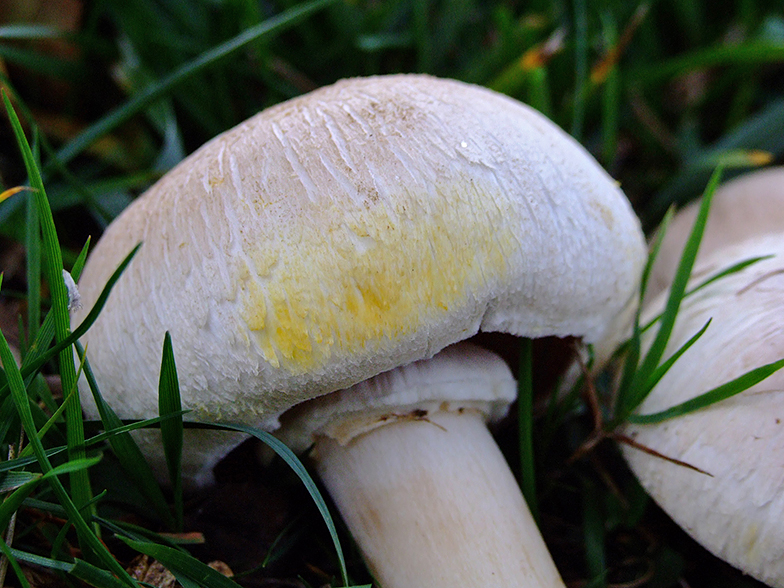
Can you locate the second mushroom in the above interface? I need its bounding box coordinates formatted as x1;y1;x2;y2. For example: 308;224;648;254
624;168;784;587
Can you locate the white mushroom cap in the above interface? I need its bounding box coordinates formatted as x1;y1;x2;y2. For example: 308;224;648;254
646;166;784;302
624;234;784;586
73;74;645;484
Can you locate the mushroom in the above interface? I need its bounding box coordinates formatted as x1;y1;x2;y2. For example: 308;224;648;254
623;168;784;586
73;74;646;586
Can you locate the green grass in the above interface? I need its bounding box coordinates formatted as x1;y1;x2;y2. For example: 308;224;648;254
0;0;783;586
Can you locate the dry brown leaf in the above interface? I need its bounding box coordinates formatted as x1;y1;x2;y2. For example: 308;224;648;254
126;555;233;588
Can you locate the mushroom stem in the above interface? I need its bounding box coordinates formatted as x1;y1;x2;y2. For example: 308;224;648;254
314;409;564;588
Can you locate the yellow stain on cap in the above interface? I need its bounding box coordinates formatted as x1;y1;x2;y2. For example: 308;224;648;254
239;179;517;373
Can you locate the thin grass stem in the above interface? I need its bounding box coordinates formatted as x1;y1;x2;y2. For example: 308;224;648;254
517;338;538;524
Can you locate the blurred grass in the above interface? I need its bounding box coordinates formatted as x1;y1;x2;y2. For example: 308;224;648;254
0;0;782;586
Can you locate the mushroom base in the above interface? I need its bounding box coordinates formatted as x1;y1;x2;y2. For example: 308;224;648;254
314;409;565;588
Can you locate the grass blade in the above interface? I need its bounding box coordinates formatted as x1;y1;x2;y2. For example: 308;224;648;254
77;341;177;530
0;25;62;40
517;338;538;524
0;475;42;533
25;191;41;343
628;357;784;425
0;471;40;493
629;168;722;400
8;548;130;588
3;92;95;538
634;42;784;86
0;449;66;474
686;256;773;298
93;516;192;548
0;413;186;476
640;206;674;303
571;0;589;140
412;0;432;72
158;333;184;531
70;237;92;281
599;11;620;167
85;413;189;446
0;538;31;588
613;315;642;421
582;479;607;588
217;423;351;587
638;319;711;404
